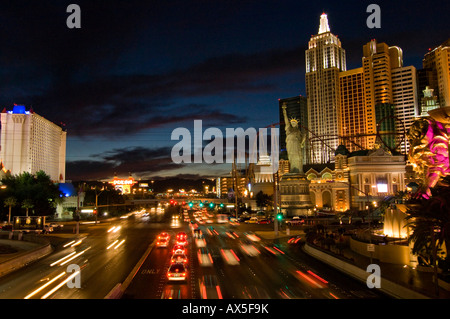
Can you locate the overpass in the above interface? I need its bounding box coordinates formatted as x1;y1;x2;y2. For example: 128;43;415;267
82;198;236;210
125;198;233;206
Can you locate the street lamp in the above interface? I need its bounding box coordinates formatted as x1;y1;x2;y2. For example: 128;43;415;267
95;188;105;224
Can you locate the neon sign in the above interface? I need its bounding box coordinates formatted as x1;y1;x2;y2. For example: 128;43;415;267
109;176;136;194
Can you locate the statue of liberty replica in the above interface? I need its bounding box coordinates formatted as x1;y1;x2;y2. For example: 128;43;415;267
282;103;307;174
280;103;313;216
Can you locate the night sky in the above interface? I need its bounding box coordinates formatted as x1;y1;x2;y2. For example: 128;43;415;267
0;0;448;181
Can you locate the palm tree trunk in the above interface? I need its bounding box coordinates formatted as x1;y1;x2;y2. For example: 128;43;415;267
431;226;440;297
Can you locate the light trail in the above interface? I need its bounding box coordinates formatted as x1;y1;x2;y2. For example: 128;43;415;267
41;270;81;299
59;247;90;266
24;272;66;299
50;251;77;267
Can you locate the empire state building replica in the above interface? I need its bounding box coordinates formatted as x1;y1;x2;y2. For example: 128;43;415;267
305;13;346;164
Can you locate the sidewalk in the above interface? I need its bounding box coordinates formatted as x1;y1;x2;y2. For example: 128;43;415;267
335;244;450;299
257;229;450;299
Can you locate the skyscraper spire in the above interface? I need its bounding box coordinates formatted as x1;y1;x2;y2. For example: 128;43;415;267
318;13;330;34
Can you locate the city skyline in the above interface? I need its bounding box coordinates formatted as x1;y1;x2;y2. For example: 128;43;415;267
0;1;448;181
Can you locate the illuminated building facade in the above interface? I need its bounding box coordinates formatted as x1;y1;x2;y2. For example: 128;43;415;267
0;105;66;182
338;67;368;152
391;65;419;153
362;39;403;150
420;86;440;116
216;175;246;199
305;13;346;164
348;147;406;210
422;38;450;107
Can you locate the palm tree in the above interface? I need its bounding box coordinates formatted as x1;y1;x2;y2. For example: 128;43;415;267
4;196;17;224
21;199;34;217
406;176;450;296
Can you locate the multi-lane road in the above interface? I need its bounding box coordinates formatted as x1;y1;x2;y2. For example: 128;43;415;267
123;208;388;300
0;207;389;300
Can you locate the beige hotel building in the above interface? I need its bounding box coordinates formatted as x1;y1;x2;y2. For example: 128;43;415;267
0;105;66;182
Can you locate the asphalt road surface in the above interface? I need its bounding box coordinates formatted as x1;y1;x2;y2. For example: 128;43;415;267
0;207;389;300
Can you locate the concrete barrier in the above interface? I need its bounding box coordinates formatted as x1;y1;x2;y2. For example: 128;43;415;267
0;243;53;277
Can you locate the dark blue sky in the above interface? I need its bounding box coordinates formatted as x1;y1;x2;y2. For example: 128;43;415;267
0;0;448;181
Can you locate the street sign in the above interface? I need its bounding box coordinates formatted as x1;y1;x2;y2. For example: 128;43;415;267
367;244;375;252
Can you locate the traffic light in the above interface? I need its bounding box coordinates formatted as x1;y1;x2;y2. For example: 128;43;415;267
276;213;283;221
219;203;224;208
199;202;203;208
188;202;193;208
209;202;215;208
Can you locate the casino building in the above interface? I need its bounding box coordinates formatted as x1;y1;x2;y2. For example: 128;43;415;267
0;105;66;182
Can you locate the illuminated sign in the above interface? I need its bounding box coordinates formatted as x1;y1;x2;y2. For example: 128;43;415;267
13;216;45;231
109;176;137;194
111;179;135;185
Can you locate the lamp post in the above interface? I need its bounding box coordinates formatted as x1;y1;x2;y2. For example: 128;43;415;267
94;189;104;224
273;172;279;236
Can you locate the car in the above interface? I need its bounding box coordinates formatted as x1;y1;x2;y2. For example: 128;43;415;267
176;232;187;241
197;248;213;266
195;236;206;248
156;238;169;247
170;253;188;265
199;275;223;299
158;232;170;241
0;224;13;231
172;244;186;254
193;229;202;238
167;263;187;281
245;217;259;224
43;224;54;232
176;238;188;246
244;232;261;242
286;216;305;226
220;248;240;265
49;223;64;230
257;219;271;224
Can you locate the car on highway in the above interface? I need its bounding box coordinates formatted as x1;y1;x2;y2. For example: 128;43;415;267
193;229;202;238
285;216;305;226
197;248;213;266
199;275;223;299
244;232;261;242
245;217;259;224
158;232;170;241
43;224;54;233
176;237;188;246
220;248;240;265
195;236;206;248
239;242;261;257
172;244;186;254
170;253;188;265
176;232;187;241
156;238;169;247
167;263;187;281
48;223;64;230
